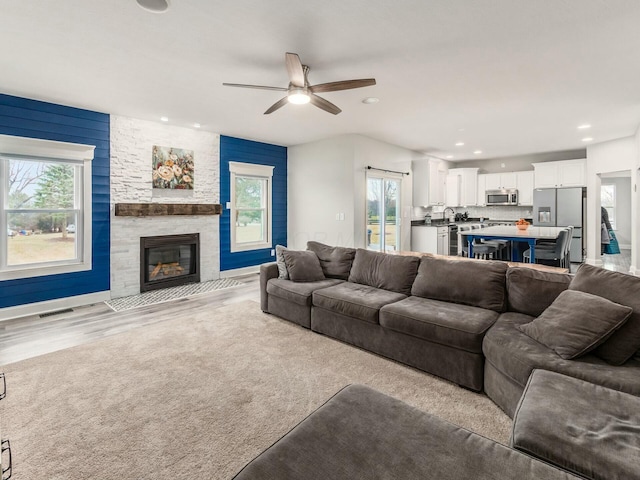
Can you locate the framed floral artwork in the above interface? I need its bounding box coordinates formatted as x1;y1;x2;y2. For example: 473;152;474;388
152;146;194;189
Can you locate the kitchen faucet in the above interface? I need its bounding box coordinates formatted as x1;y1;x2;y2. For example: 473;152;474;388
443;207;455;222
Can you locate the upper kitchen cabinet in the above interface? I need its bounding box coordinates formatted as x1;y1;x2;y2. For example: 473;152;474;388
477;174;487;206
516;171;534;205
532;159;586;188
413;158;447;206
447;167;478;206
485;172;517;190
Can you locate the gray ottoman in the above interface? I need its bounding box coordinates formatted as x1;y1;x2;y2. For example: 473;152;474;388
234;384;581;479
511;369;640;480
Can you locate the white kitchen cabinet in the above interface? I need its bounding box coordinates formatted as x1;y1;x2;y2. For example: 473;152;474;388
412;158;447;206
485;172;517;190
446;174;461;206
437;227;449;255
532;159;586;188
516;171;534;205
447;167;478;206
411;225;448;255
411;225;437;253
477;174;487;205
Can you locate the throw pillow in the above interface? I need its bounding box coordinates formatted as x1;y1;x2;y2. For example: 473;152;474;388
518;290;632;360
275;245;289;280
306;241;356;280
569;263;640;365
281;250;325;282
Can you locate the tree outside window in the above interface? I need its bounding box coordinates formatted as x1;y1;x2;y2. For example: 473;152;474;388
4;158;80;267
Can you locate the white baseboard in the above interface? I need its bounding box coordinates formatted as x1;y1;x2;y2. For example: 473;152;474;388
619;243;631;249
584;257;603;267
219;265;260;278
0;291;111;322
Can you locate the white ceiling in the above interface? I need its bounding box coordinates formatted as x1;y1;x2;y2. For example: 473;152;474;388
2;0;640;160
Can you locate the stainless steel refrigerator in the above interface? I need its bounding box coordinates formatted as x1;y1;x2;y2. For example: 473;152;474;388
533;187;586;263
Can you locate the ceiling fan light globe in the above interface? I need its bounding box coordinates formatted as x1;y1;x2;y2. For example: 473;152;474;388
288;88;310;105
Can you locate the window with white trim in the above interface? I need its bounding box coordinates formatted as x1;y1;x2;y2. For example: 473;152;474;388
229;161;274;252
0;134;94;280
601;184;616;230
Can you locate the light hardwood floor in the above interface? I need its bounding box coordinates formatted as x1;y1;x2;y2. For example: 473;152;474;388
0;273;260;365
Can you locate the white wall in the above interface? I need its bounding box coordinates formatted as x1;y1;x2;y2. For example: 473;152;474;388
585;136;638;270
110;116;220;297
288;134;417;251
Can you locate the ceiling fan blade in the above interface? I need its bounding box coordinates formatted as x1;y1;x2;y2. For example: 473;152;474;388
223;83;287;92
310;78;376;93
264;97;289;115
285;52;305;87
309;94;342;115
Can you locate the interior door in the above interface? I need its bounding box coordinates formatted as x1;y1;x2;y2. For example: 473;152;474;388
366;175;401;251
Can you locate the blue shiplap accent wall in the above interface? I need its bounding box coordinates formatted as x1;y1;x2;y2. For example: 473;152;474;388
0;93;110;308
219;135;287;271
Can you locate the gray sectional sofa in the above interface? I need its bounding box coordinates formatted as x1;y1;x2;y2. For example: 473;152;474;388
256;243;640;479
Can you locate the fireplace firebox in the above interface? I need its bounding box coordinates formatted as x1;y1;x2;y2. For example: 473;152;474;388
140;233;200;292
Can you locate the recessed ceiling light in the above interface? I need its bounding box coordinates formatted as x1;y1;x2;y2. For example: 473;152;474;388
458;128;465;132
455;142;464;146
577;124;591;130
446;155;453;159
473;150;482;155
362;97;379;104
193;123;201;128
136;0;170;13
582;137;593;142
160;116;169;122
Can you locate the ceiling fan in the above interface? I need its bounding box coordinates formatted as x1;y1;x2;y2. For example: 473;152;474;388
223;53;376;115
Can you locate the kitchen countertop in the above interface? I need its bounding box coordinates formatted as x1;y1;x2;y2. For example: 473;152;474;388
411;218;532;227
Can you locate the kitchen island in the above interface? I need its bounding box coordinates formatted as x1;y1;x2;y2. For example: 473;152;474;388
461;225;565;263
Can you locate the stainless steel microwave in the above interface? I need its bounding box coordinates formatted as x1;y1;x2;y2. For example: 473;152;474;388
486;189;518;206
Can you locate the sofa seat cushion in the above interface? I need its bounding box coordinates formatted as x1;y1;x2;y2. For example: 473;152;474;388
379;296;499;354
483;312;640;396
313;282;407;324
512;369;640;480
233;384;582;480
267;278;344;306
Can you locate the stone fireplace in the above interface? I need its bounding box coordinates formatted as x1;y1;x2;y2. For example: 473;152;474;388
109;115;221;299
140;233;200;292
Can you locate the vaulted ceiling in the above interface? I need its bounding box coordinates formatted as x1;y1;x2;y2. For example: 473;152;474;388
2;0;640;160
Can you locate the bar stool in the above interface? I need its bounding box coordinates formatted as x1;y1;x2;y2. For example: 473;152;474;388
460;225;498;260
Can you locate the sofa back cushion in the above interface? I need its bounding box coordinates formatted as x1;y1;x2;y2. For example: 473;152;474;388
569;263;640;365
348;249;420;295
411;256;508;313
506;267;572;317
306;241;356;280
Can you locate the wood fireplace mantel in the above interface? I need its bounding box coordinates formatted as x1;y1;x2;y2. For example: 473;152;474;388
115;203;222;217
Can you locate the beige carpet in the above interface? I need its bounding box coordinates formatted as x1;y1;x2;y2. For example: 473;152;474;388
1;300;511;479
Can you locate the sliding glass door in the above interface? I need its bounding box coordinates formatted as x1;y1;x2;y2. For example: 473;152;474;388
366;174;401;252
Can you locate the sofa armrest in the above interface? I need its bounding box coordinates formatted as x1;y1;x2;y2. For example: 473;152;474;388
260;262;279;312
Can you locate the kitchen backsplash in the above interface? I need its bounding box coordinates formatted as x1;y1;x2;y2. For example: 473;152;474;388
412;205;533;222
